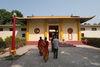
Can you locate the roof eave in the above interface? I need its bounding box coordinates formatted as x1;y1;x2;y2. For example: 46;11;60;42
16;16;95;23
80;16;95;23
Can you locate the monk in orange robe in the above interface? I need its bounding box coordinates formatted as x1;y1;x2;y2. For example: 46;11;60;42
38;37;43;56
41;37;49;62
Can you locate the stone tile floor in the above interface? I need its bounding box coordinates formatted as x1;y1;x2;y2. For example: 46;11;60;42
0;45;100;67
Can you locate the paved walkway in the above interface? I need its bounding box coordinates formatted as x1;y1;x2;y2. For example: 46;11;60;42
0;45;100;67
0;45;37;67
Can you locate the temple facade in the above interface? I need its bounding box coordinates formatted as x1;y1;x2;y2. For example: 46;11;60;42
16;15;94;42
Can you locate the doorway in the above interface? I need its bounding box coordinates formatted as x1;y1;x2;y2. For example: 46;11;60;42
49;26;59;40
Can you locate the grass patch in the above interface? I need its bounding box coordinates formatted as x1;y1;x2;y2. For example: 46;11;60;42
5;54;25;61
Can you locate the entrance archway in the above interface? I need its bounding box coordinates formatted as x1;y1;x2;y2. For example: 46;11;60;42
49;26;59;40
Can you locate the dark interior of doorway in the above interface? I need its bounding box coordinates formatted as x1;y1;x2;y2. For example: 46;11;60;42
49;26;59;40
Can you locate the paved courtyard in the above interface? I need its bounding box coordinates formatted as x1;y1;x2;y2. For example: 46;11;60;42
9;45;100;67
0;45;100;67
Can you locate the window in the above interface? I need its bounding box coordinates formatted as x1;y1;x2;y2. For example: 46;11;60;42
0;28;3;31
81;33;84;37
81;28;85;31
92;28;97;31
22;34;25;37
21;28;26;31
9;28;13;31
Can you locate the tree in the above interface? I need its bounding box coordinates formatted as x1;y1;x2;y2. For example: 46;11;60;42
98;23;100;25
0;9;24;25
11;10;25;25
84;23;91;25
0;9;12;25
11;10;23;17
84;23;87;25
93;23;97;25
87;23;91;25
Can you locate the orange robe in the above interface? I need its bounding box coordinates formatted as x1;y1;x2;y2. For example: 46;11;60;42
38;39;43;55
41;40;49;62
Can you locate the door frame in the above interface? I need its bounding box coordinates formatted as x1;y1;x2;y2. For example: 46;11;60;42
48;25;59;41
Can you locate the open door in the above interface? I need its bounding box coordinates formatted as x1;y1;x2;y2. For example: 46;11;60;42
49;26;59;40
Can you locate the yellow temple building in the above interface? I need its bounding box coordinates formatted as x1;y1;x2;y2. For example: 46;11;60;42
17;15;95;43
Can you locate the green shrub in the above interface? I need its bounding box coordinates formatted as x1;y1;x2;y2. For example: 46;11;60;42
9;36;12;38
20;39;26;41
4;41;12;48
0;37;3;42
82;37;100;48
5;36;21;41
0;48;5;52
5;36;12;41
0;42;5;48
0;36;26;49
15;37;20;40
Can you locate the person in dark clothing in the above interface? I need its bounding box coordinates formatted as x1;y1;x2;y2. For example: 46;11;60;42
53;36;59;59
51;36;54;52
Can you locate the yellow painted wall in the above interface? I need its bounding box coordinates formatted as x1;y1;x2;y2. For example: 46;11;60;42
28;19;79;41
45;20;47;38
26;20;29;41
77;19;81;41
29;20;45;41
60;20;63;41
63;19;78;41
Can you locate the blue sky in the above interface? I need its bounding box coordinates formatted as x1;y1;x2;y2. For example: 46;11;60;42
0;0;100;24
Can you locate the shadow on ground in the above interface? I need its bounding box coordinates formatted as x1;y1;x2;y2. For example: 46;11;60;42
8;47;100;67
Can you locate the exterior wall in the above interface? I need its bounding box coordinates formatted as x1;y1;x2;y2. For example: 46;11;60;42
28;19;79;41
0;26;26;40
81;26;100;38
0;19;79;41
63;19;78;41
29;20;45;41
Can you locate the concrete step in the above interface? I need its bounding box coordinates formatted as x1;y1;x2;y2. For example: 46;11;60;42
26;41;84;45
26;41;51;45
66;41;84;45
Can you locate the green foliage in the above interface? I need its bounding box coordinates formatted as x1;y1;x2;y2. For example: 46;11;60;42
5;36;21;41
0;9;24;25
11;10;24;25
82;37;100;48
0;39;26;50
84;23;91;25
0;9;6;24
0;42;5;48
20;39;26;41
10;36;12;38
11;10;23;17
16;20;25;25
5;36;11;41
15;37;20;40
0;48;5;52
98;23;100;25
84;23;87;25
93;23;97;25
87;23;91;25
0;37;3;42
0;9;12;25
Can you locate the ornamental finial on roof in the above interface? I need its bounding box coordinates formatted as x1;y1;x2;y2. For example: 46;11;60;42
71;14;73;17
51;14;54;16
32;14;34;17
